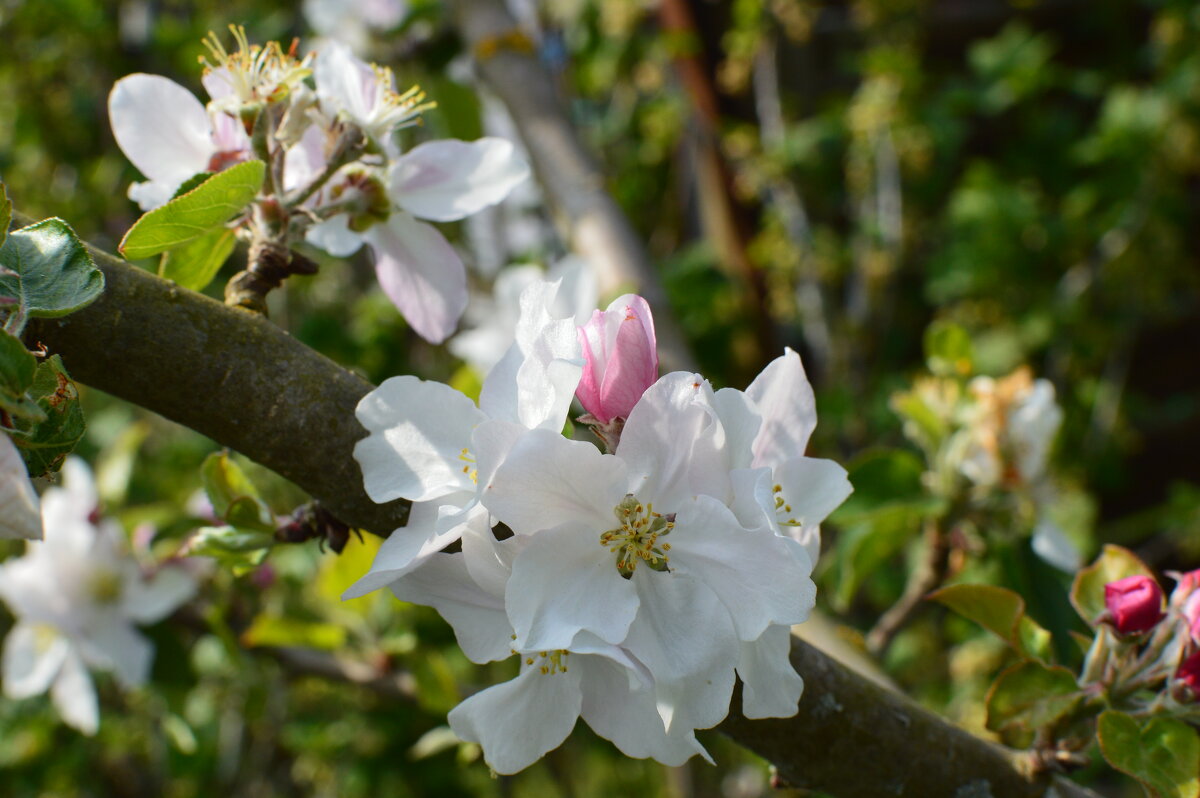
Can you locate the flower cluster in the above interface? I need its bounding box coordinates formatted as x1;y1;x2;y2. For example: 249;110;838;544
347;279;852;772
0;459;197;734
1099;567;1200;697
109;28;529;342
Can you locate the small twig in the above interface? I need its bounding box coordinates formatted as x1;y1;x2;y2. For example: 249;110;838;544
264;645;418;702
866;515;951;656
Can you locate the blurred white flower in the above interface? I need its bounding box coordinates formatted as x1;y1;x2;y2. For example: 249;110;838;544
0;434;40;540
0;459;197;734
303;0;407;55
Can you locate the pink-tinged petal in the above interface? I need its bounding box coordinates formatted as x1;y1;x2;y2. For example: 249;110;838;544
738;625;804;719
484;429;625;534
478;278;582;431
121;566;196;624
389;549;515;665
390;138;530;222
365;212;468;344
51;648;98;735
108;74;214;193
507;522;638;650
201;66;236;101
448;663;582;775
670;496;815;641
3;623;67;698
353;375;487;503
578;653;713;766
342;497;479;598
623;569;738;732
313;40;378;125
618;372;728;508
0;434;41;540
283;125;330;193
745;348;817;467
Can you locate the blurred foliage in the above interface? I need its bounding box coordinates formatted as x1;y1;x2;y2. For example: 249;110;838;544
2;0;1200;795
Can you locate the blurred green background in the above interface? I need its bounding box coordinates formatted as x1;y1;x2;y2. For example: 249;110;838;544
2;0;1199;795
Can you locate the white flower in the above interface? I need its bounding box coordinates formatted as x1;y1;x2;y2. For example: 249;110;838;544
389;512;712;774
0;459;197;734
345;278;582;596
303;0;407;56
960;368;1062;488
0;434;40;540
312;40;427;150
450;256;597;375
482;372;817;729
108;73;252;210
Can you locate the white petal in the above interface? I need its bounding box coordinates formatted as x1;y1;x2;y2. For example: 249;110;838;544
390;138;530;222
51;648;99;735
738;625;804;719
483;429;625;535
389;550;515;664
343;497;479;598
3;623;67;698
623;570;738;732
127;179;180;211
772;455;853;566
745;348;818;467
353;375;486;503
108;74;214;194
712;387;762;471
618;373;729;508
448;664;582;774
506;523;638;650
670;496;815;641
1032;518;1082;573
305;214;366;257
365;212;468;344
313;40;377;129
121;565;198;624
469;419;526;495
578;653;713;766
79;615;152;688
478;278;582;430
0;434;41;540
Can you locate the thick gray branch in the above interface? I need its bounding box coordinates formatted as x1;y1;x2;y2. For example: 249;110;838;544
23;225;409;536
20;229;1096;798
447;0;695;372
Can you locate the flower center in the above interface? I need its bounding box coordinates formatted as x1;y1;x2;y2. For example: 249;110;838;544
87;569;124;604
522;650;570;675
773;483;802;529
600;494;673;578
201;25;310;108
458;448;478;485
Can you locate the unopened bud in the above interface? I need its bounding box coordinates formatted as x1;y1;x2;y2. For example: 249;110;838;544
576;294;657;424
1104;574;1165;634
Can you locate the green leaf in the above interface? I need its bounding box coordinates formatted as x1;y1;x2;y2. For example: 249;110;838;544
985;660;1082;734
831;449;930;523
1071;544;1155;626
200;451;263;518
12;355;85;478
924;320;974;376
172;172;215;199
0;218;104;318
833;504;924;611
225;495;275;533
1098;711;1200;798
119;160;265;260
0;329;43;422
0;183;10;252
185;524;273;575
241;614;347;651
930;583;1053;661
159;227;238;292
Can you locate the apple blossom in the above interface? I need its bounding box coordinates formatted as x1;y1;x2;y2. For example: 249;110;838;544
576;294;658;427
0;459;197;734
345;277;582;596
1104;574;1165;634
1170;569;1200;643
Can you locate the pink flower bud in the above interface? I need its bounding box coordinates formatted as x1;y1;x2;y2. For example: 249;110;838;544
1170;569;1200;643
1104;574;1165;634
1176;649;1200;699
576;294;657;424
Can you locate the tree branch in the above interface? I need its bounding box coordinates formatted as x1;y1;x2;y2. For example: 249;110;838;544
19;222;1096;798
447;0;696;373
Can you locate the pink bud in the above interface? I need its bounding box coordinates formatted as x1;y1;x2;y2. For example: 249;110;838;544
1170;569;1200;643
576;294;657;424
1176;650;1200;699
1104;574;1165;634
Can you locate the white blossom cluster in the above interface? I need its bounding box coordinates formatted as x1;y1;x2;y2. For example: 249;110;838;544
348;279;852;773
108;29;529;343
